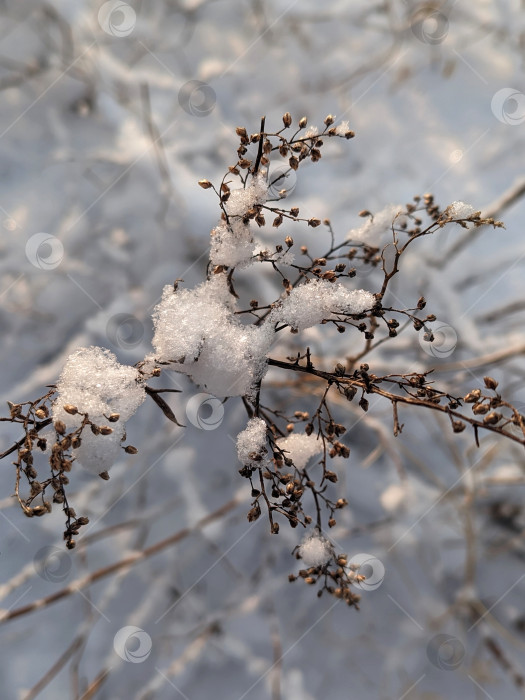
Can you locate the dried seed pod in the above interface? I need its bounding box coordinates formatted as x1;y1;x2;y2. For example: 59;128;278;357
283;112;292;127
483;412;502;425
483;376;499;390
54;420;66;435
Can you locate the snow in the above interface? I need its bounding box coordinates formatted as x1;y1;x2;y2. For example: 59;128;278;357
224;174;269;218
347;204;404;245
236;417;268;465
210;220;255;268
335;120;351;136
298;532;332;568
275;433;323;469
152;276;274;397
52;347;145;473
444;201;478;219
271;279;375;331
304;125;319;139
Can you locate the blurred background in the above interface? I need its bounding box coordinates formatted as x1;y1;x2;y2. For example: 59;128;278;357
1;1;525;698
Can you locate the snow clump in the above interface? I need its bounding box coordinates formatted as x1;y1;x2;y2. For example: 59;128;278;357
276;433;323;469
444;201;477;219
298;532;333;567
53;347;145;474
152;275;274;398
224;173;268;217
347;203;403;245
236;417;268;466
271;279;375;331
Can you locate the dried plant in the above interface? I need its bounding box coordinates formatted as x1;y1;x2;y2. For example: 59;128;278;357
1;113;522;607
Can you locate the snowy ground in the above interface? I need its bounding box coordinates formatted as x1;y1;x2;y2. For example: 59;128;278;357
1;1;525;699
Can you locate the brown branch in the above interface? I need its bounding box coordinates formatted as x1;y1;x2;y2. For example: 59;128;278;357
0;418;52;460
266;358;525;447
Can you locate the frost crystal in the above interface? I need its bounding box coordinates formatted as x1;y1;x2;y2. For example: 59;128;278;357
276;433;323;469
152;276;274;397
237;417;267;465
348;203;403;244
335;120;350;136
271;279;375;331
298;532;332;567
53;347;145;473
445;201;477;219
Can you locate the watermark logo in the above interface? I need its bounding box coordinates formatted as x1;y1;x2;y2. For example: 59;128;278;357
34;546;72;583
26;233;64;270
427;634;465;670
491;88;525;126
410;7;449;45
347;553;385;591
98;1;136;38
267;163;297;199
186;393;224;430
419;322;457;358
106;313;145;350
114;626;152;663
178;80;216;117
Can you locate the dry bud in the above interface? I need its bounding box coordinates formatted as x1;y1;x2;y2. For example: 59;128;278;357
125;445;138;454
483;412;501;425
483;376;499;390
298;116;308;128
464;389;481;403
283;112;292;127
198;179;212;189
54;420;66;435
